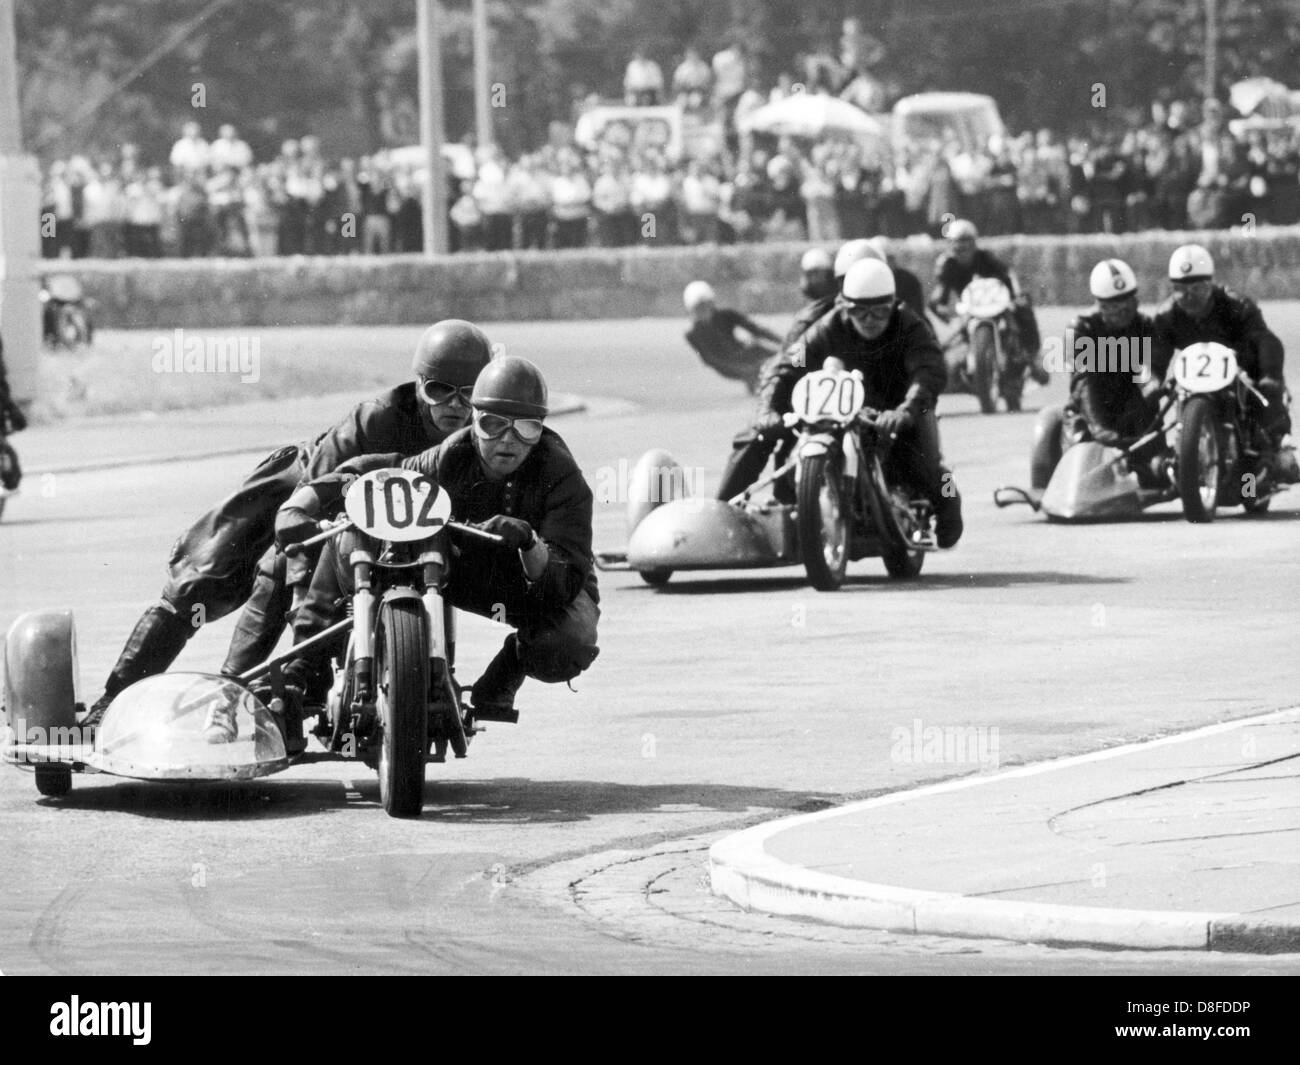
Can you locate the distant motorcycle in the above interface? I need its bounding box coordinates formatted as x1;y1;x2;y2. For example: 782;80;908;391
944;277;1024;414
40;274;94;349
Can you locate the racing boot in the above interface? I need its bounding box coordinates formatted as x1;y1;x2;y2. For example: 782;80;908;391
82;603;195;728
933;477;964;549
469;635;525;723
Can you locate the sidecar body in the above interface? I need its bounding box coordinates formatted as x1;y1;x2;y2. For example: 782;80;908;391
2;610;287;797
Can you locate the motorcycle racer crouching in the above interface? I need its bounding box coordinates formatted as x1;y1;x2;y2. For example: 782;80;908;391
1032;259;1166;490
1152;243;1298;484
262;356;599;741
682;280;783;393
82;319;493;731
741;259;963;548
715;239;887;503
928;219;1049;386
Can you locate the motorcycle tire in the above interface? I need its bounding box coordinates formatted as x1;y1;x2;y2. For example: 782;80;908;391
35;763;72;798
868;458;924;579
376;599;430;818
1177;395;1223;524
970;324;998;414
796;452;849;591
639;568;672;586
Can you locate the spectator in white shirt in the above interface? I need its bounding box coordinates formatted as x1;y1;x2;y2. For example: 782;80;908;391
210;124;253;171
624;48;665;106
169;121;210;177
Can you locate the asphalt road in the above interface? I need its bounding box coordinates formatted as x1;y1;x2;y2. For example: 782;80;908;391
1;311;1298;975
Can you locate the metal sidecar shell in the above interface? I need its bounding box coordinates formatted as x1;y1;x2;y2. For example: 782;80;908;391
626;497;794;570
1039;441;1146;521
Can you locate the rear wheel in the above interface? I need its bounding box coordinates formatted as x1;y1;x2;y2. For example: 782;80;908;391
35;763;72;797
1177;396;1223;524
376;600;429;818
796;452;848;591
970;324;997;414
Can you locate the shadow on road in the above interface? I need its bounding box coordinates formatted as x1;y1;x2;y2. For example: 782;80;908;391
33;775;842;825
631;570;1128;594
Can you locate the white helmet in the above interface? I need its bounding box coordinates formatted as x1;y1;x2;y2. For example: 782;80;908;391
800;247;834;273
1169;244;1214;281
834;238;884;278
683;280;716;310
841;259;896;302
1089;259;1138;299
946;218;978;240
866;235;890;261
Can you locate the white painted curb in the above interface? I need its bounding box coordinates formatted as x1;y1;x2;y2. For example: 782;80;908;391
710;708;1300;951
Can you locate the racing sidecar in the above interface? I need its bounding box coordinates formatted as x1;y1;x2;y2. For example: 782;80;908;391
1;611;289;797
597;369;939;588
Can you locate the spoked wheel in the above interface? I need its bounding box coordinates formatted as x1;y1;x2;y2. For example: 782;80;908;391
970;324;998;414
796;452;848;591
1177;396;1223;523
376;599;430;818
869;460;924;579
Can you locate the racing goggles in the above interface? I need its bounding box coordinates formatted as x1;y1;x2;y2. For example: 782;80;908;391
472;409;545;444
419;378;474;407
843;300;895;324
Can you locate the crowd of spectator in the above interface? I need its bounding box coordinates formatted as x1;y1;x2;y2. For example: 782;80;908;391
38;27;1300;260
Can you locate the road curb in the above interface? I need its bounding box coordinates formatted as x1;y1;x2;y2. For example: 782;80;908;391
709;708;1300;953
25;396;587;477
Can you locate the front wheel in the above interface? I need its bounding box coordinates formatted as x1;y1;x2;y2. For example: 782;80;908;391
1177;396;1223;524
796;452;848;591
970;324;997;414
376;600;430;818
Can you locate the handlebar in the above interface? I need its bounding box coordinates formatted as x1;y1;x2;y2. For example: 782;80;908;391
281;516;505;557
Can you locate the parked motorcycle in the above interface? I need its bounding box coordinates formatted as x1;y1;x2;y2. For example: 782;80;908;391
944;277;1025;414
40;274;94;349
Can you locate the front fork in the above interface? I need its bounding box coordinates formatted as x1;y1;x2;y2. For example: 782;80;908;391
350;552;376;704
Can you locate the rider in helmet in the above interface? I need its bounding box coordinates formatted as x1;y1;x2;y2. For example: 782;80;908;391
83;319;494;730
928;219;1049;386
277;355;599;733
1151;244;1295;481
768;259;963;547
867;236;926;321
683;280;783;393
1030;259;1164;490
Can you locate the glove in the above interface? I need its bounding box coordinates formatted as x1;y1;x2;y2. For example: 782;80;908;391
275;512;320;552
479;515;537;551
1090;427;1121;448
752;410;784;437
875;408;915;439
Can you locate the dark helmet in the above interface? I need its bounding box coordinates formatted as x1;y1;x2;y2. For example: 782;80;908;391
411;319;492;386
471;355;549;418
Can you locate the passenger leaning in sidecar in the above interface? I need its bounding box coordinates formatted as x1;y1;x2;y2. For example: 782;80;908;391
276;355;599;725
723;259;963;548
1031;259;1166;490
83;320;493;727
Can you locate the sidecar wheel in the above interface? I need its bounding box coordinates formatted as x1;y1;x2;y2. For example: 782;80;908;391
35;763;72;798
376;600;429;818
639;568;672;586
1177;396;1222;523
796;453;848;591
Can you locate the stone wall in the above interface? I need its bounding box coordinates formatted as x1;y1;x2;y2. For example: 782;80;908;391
54;228;1300;329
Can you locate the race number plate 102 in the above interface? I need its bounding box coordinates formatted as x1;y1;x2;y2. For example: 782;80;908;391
344;469;451;541
791;369;866;423
1173;342;1238;394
